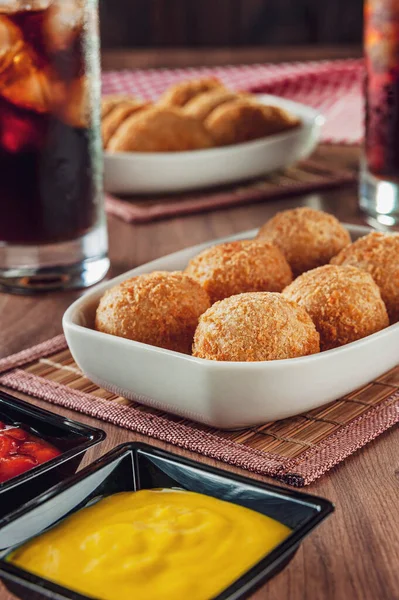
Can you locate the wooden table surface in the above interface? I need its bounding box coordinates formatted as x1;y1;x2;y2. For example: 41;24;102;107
0;48;398;600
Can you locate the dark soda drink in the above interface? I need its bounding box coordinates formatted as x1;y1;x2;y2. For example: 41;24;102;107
364;0;399;180
0;1;102;245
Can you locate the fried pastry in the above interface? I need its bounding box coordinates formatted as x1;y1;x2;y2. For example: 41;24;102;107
205;98;300;146
192;292;320;362
101;95;135;119
257;207;351;277
258;104;301;134
183;89;246;120
185;240;292;303
102;100;150;148
158;77;224;108
107;106;214;153
101;78;302;153
283;265;389;351
95;271;211;354
331;232;399;323
101;96;124;119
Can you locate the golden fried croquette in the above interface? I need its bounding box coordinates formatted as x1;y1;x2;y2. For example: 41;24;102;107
192;292;320;361
331;232;399;323
257;207;351;277
204;98;300;146
185;240;293;304
107;106;214;153
95;271;211;354
283;265;389;351
258;104;300;131
158;77;224;108
205;99;266;146
102;100;150;148
183;89;246;121
101;95;135;119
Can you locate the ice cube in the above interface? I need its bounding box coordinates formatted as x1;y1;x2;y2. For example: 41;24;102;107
0;0;52;14
44;0;84;53
0;15;50;113
0;1;51;12
0;14;22;76
1;67;50;114
50;75;88;128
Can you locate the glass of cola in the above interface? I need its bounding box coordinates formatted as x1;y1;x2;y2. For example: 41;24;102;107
360;0;399;225
0;0;108;293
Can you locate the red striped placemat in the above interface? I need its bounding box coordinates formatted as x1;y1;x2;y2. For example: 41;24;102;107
0;335;397;487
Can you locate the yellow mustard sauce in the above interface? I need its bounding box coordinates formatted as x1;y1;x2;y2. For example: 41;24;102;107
9;489;291;600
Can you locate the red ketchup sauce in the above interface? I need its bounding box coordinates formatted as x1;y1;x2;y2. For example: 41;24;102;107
0;420;61;483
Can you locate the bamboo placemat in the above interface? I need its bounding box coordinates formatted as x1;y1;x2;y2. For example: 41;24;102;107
105;158;356;224
0;335;397;487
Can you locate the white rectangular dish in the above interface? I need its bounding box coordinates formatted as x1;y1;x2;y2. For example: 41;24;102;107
104;94;324;195
63;224;399;429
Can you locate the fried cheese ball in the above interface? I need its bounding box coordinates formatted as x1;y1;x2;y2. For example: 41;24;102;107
205;98;300;146
107;106;214;152
158;77;224;108
283;265;389;351
185;240;293;303
192;292;320;361
331;232;399;323
257;207;351;276
95;271;211;354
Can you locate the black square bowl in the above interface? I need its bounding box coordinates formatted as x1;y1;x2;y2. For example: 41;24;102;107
0;442;334;600
0;391;105;519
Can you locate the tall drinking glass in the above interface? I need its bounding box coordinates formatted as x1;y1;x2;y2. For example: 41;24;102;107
360;0;399;225
0;0;109;293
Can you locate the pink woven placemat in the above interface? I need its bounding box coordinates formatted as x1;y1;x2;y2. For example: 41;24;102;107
0;335;398;487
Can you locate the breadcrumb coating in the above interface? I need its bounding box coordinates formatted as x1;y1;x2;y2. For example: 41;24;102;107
331;232;399;323
257;207;351;276
95;271;211;354
185;240;293;303
192;292;320;361
283;265;389;351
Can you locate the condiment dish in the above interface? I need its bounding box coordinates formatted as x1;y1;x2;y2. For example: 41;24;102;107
0;442;334;600
0;391;105;518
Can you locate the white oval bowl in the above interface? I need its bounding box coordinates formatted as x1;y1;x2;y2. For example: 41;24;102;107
104;94;324;195
63;224;399;429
